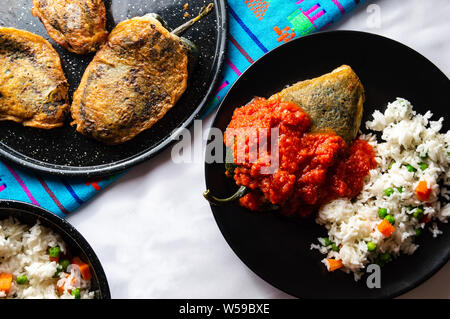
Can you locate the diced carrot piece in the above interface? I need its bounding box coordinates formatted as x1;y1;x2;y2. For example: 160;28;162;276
57;274;69;294
71;257;92;281
377;219;395;237
420;215;431;224
57;273;77;295
49;256;60;263
416;181;431;201
327;259;343;272
0;273;13;294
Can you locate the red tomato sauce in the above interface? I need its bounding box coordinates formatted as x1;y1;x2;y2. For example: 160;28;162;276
224;97;377;217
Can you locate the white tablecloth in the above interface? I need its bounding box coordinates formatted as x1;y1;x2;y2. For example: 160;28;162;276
68;0;450;299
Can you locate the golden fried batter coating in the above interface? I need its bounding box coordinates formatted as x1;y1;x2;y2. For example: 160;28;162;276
0;27;69;129
270;65;365;144
31;0;108;54
71;15;190;145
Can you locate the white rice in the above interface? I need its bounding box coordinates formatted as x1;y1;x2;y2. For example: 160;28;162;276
312;98;450;280
0;217;94;299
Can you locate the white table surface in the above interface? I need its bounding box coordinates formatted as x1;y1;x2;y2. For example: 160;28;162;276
67;0;450;299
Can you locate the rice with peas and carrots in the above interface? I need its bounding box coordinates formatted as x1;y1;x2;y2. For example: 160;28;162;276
0;217;94;299
312;98;450;280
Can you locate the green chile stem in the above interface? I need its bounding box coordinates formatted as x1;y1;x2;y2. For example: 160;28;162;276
172;3;215;36
203;186;248;206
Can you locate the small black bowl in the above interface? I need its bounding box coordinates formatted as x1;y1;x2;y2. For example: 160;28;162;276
0;200;110;299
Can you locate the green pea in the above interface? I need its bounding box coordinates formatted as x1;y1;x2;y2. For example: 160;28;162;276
447;152;450;156
331;243;339;252
385;215;395;225
415;229;422;236
60;259;70;271
406;164;416;172
384;187;394;197
71;288;81;299
413;208;424;219
419;163;428;171
53;265;63;278
48;246;61;258
378;208;388;219
367;242;376;252
322;237;332;246
16;275;28;285
380;252;392;262
397;186;403;193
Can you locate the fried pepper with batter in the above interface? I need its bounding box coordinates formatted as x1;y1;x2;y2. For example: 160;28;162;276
71;4;214;145
32;0;108;54
0;27;69;129
270;65;365;144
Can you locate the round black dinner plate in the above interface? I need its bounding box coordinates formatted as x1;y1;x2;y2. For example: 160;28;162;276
0;0;227;177
0;200;110;298
205;31;450;299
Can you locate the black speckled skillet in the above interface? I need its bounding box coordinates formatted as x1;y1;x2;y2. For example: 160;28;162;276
0;0;227;177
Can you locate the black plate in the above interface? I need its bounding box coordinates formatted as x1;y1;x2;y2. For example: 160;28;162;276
0;0;227;177
0;200;110;298
205;31;450;299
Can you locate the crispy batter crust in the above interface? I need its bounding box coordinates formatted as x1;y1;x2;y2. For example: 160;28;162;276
31;0;108;54
0;27;69;129
71;16;189;145
270;65;365;144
